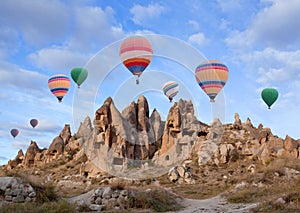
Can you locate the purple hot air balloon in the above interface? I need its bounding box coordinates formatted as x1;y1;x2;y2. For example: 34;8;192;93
10;129;19;138
30;119;38;128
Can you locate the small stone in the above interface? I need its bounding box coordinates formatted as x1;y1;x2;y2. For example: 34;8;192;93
4;189;12;196
276;197;286;204
25;197;32;202
5;195;13;202
12;195;25;203
94;188;104;197
120;190;128;197
112;191;119;198
28;191;36;198
102;187;113;199
89;204;103;212
95;197;102;205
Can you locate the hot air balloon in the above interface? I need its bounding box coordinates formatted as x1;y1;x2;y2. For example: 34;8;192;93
48;74;70;102
119;36;153;84
71;67;88;88
261;88;279;109
162;81;179;102
10;129;19;138
30;119;38;128
195;60;229;102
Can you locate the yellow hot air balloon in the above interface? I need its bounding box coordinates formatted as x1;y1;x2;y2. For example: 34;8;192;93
195;60;229;102
48;74;70;102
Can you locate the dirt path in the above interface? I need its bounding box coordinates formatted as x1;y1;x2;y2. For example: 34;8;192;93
168;195;257;213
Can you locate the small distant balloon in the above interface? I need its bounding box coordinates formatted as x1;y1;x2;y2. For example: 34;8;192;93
195;60;229;102
48;74;70;102
119;36;153;84
162;81;179;102
10;129;19;138
30;119;38;128
71;67;88;88
261;88;279;109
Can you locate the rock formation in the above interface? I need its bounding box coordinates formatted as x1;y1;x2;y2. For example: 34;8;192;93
23;141;43;168
4;97;300;181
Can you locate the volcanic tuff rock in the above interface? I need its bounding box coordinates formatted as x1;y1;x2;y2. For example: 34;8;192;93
5;96;300;179
22;141;43;168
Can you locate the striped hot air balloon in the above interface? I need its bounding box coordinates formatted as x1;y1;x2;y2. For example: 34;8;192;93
119;36;153;84
195;60;229;102
48;74;70;102
162;81;179;102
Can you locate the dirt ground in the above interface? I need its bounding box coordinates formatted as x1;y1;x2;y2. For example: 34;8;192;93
168;195;257;213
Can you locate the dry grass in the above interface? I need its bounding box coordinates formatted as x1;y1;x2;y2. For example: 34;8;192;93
224;158;300;212
128;189;183;212
0;200;77;213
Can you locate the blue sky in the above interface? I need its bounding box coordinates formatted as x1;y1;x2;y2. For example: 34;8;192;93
1;0;300;165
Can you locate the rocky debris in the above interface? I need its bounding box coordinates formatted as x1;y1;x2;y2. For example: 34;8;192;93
168;165;195;184
0;177;36;204
67;186;130;211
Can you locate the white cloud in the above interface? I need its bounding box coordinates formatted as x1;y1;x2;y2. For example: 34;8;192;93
28;47;92;72
218;0;243;13
0;61;48;94
130;3;165;26
0;0;70;46
69;6;123;51
188;33;208;46
240;48;300;85
226;0;300;50
188;20;200;31
0;27;18;58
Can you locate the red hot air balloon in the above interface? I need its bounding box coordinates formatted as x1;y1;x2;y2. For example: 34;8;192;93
48;74;71;102
30;119;38;128
119;36;153;84
195;60;229;102
10;129;19;138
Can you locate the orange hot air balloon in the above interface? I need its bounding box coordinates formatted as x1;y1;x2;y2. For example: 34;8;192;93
48;74;70;102
195;60;229;102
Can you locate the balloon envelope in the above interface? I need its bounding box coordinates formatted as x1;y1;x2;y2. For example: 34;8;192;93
11;129;19;138
48;74;70;102
30;119;38;128
195;60;229;102
71;68;88;88
119;36;153;84
261;88;279;109
162;81;179;102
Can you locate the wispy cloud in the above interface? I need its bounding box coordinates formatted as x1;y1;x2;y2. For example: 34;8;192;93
0;0;70;47
130;3;165;26
226;0;300;50
188;32;209;46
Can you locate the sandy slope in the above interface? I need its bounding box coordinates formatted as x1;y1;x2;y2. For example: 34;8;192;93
169;195;257;213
